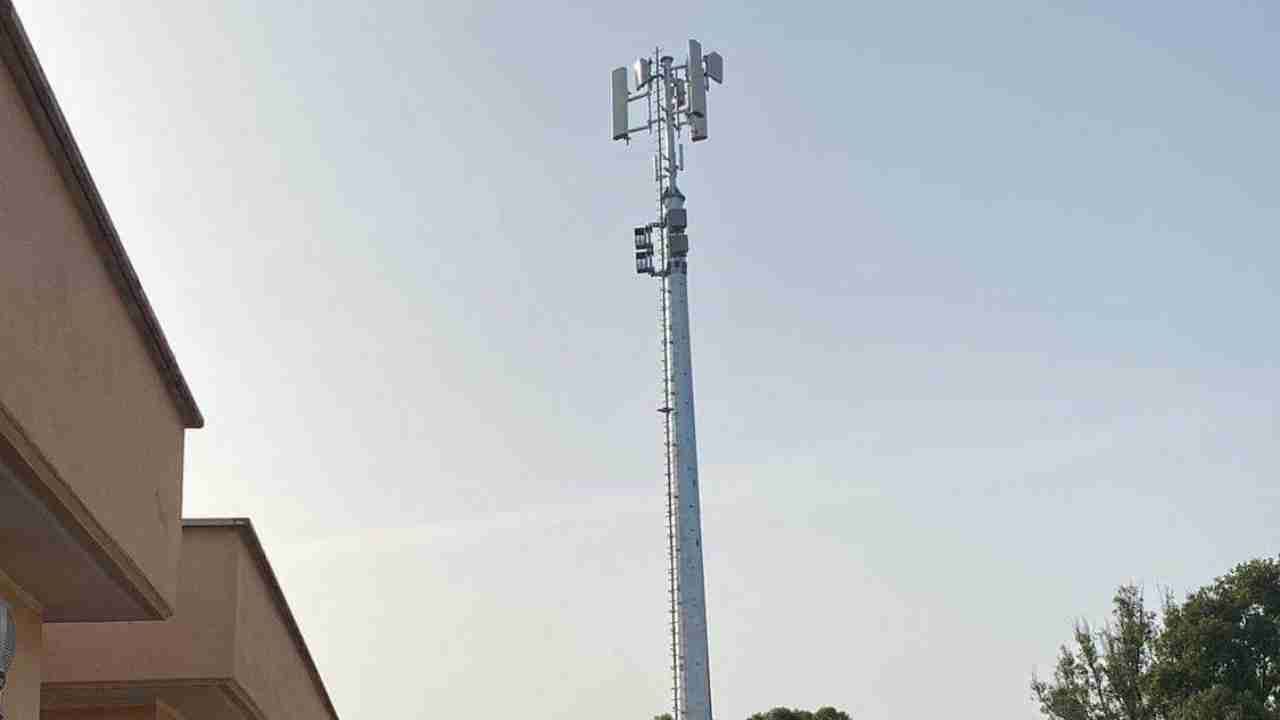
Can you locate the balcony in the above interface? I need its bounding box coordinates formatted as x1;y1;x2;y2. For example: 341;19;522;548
41;520;338;720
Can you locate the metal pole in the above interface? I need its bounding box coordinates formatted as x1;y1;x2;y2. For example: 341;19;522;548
613;42;722;720
667;259;712;720
659;54;713;720
655;50;683;720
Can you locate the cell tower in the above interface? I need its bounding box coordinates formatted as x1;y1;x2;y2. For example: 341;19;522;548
611;40;725;720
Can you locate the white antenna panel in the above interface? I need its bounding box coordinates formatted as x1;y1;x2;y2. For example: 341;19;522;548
687;39;706;119
634;58;652;87
612;67;630;141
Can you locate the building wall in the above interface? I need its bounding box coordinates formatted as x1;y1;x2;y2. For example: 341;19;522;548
233;539;331;720
44;525;338;720
42;700;184;720
0;37;185;612
41;706;151;720
41;531;238;683
154;699;185;720
1;573;42;720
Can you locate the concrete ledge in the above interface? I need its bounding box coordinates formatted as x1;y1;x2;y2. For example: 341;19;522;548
43;698;187;720
43;521;339;720
43;682;251;720
0;405;172;622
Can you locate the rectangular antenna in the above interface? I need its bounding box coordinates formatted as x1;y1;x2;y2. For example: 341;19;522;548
612;67;630;141
704;52;723;84
687;40;706;119
687;40;708;142
634;58;652;87
690;106;708;142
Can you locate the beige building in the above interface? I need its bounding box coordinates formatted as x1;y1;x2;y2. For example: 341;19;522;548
0;3;335;719
43;520;339;720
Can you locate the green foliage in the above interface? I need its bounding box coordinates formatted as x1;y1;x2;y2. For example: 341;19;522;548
746;708;851;720
1033;558;1280;720
1152;559;1280;720
650;706;850;720
1031;585;1160;720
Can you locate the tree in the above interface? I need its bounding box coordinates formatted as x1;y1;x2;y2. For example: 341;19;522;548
1033;558;1280;720
1151;559;1280;720
747;709;851;720
1031;585;1160;720
651;706;850;720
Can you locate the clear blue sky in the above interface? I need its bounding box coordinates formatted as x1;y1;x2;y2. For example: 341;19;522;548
15;1;1279;718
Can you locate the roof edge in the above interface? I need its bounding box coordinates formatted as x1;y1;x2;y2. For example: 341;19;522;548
0;1;203;428
183;518;341;720
42;678;267;720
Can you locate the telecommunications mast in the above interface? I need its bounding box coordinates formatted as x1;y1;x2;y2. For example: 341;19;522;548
611;40;725;720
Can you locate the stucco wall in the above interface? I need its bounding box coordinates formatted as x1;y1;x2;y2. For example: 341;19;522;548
42;700;184;720
233;540;331;720
0;40;184;611
41;531;237;683
0;577;42;720
42;705;151;720
43;525;337;720
154;700;183;720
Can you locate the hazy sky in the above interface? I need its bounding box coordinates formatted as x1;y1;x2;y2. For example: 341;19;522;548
14;1;1279;718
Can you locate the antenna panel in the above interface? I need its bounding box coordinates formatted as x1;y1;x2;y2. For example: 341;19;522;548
704;52;723;84
612;67;630;141
691;110;708;142
634;58;652;87
687;40;706;119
